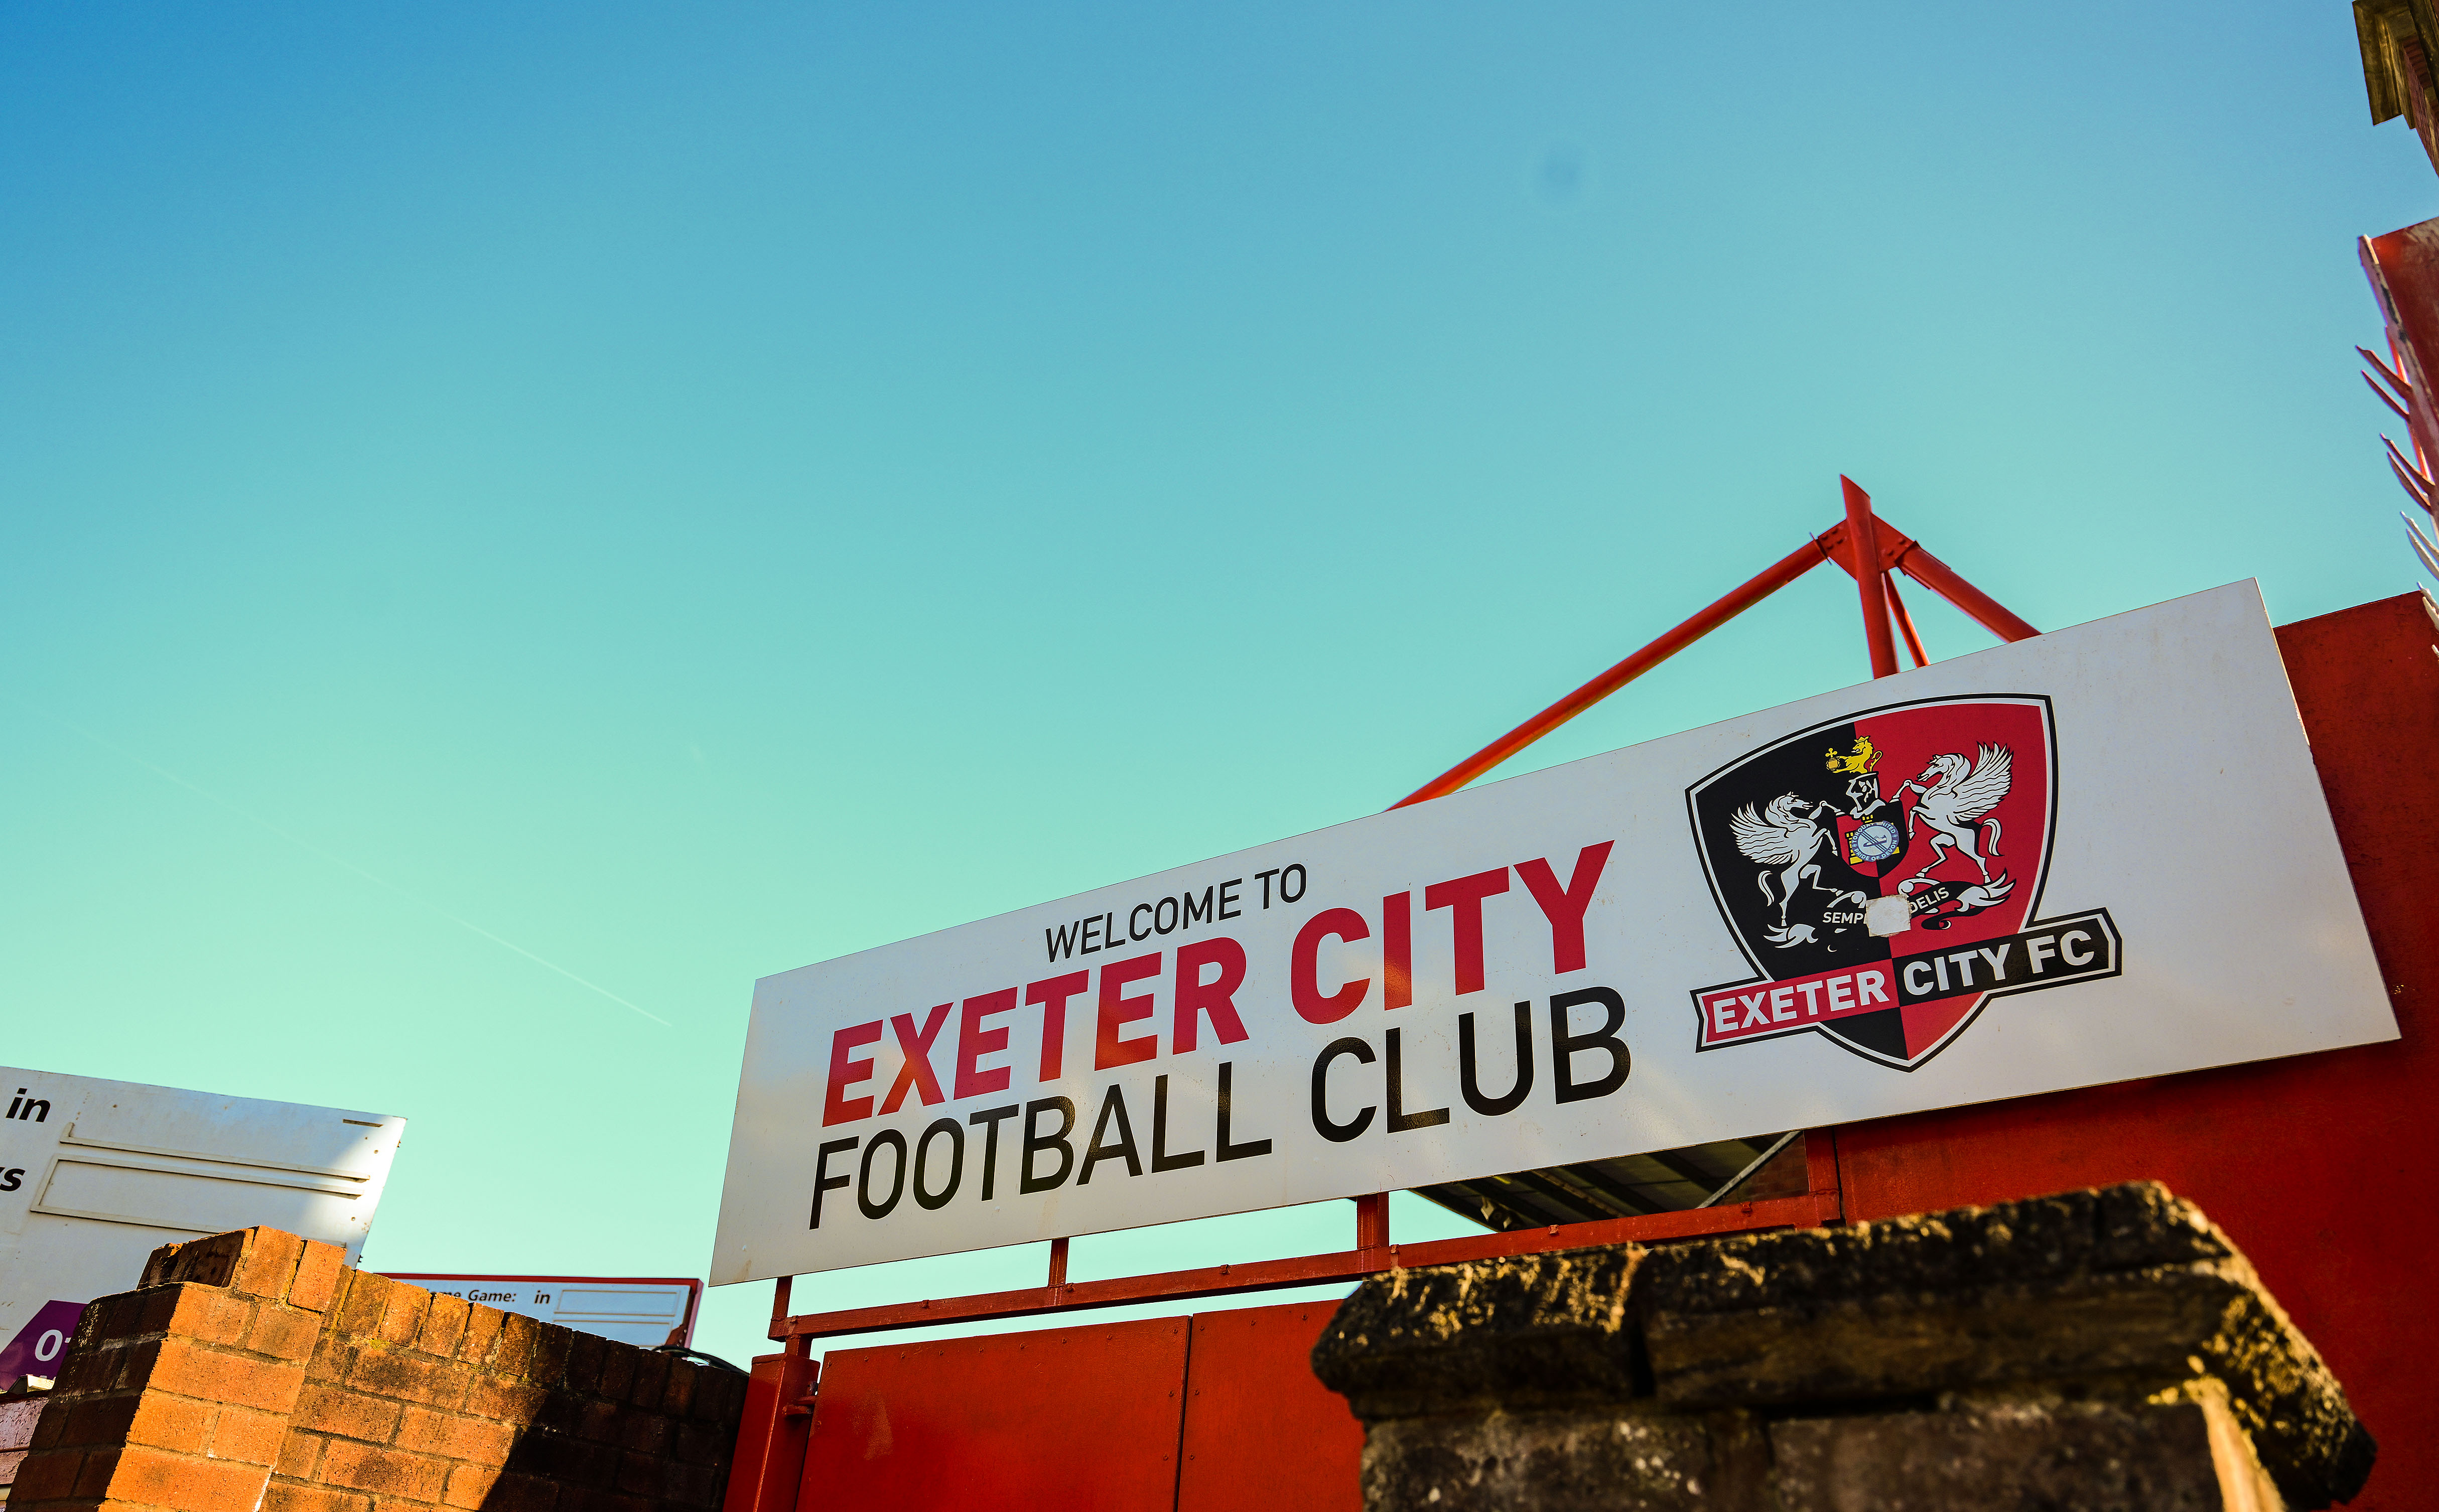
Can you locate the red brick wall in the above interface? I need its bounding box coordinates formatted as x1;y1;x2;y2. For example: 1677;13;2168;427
11;1228;745;1512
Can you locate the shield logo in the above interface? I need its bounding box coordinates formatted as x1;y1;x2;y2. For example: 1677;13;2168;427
1685;693;2118;1069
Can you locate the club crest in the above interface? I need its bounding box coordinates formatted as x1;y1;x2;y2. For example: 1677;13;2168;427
1685;694;2120;1069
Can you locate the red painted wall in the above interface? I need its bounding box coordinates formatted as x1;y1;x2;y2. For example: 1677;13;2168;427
1836;591;2438;1508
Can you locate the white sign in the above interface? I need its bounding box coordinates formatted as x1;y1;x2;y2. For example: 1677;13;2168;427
0;1069;404;1378
381;1274;701;1350
712;583;2397;1283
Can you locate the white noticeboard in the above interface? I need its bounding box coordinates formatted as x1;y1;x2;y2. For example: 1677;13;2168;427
0;1070;405;1380
712;583;2398;1284
380;1275;701;1351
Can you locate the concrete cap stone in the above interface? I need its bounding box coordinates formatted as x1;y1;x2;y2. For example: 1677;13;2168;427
1311;1182;2375;1510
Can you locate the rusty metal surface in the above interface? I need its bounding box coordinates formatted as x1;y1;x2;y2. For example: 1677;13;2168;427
1176;1303;1361;1512
798;1317;1189;1512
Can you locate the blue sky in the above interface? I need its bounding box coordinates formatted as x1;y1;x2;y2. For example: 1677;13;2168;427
3;2;2431;1366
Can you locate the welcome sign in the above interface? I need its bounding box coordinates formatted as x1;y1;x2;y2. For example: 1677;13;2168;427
711;583;2396;1283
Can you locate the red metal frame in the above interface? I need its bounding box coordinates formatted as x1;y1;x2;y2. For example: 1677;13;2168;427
1844;477;1902;679
1884;573;1930;669
773;1193;1839;1341
1389;488;2034;807
770;479;2036;1347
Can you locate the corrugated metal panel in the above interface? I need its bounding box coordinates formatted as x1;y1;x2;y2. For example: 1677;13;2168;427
1411;1133;1807;1232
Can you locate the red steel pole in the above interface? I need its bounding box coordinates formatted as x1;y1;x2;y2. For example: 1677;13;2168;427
1391;531;1842;807
1883;573;1930;668
1842;477;1901;678
1894;543;2040;643
1355;1192;1390;1253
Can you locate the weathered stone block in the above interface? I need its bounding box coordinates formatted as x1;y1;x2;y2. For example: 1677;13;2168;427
1359;1406;1767;1512
1312;1183;2376;1512
1316;1245;1646;1420
1768;1386;2283;1512
1637;1185;2370;1508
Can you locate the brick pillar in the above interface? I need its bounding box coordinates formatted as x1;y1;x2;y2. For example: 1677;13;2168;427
11;1228;748;1512
13;1227;337;1512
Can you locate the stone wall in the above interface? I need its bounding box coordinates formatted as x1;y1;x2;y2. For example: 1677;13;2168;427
1313;1183;2375;1512
8;1228;746;1512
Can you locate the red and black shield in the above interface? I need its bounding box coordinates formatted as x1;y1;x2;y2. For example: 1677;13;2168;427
1685;693;2117;1069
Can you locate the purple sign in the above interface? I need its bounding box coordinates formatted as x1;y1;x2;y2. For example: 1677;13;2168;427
0;1302;85;1384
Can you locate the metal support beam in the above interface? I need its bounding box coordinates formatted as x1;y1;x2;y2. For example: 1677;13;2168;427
1695;1131;1802;1208
1392;532;1845;807
767;1275;793;1341
1894;543;2039;643
1884;573;1931;668
774;1192;1834;1342
1843;477;1901;678
1354;1192;1390;1255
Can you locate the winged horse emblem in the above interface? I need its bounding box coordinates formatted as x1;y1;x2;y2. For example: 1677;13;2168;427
1895;743;2014;900
1728;793;1864;946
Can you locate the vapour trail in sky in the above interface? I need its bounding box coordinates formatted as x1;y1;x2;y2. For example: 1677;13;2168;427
46;712;671;1028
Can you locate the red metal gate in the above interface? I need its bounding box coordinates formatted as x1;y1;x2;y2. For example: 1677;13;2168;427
728;1301;1361;1512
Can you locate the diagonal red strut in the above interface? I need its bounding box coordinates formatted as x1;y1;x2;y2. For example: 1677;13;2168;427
1392;501;2039;808
768;487;2043;1348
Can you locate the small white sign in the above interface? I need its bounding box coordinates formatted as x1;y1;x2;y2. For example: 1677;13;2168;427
711;583;2397;1282
381;1275;700;1350
0;1070;404;1378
